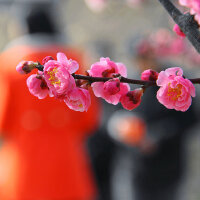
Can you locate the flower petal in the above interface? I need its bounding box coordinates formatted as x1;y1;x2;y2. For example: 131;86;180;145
57;52;68;64
165;67;183;76
116;62;127;77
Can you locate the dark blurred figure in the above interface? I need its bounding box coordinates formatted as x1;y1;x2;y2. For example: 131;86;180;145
87;127;115;200
104;38;197;200
132;40;197;200
0;2;101;200
87;105;119;200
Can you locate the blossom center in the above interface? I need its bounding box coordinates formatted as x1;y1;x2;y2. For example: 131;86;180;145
48;68;61;85
102;68;115;77
167;83;182;101
79;104;83;108
69;99;83;108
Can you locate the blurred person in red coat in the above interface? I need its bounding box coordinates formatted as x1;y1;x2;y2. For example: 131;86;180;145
0;2;101;200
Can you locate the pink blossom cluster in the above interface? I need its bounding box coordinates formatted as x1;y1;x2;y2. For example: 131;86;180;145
151;28;200;66
141;68;195;111
88;57;144;110
16;53;144;112
137;29;186;58
16;53;196;112
18;52;91;112
179;0;200;25
150;29;186;56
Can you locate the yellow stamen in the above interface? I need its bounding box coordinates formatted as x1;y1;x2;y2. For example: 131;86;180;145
48;68;61;85
167;83;182;101
69;100;83;108
79;104;83;108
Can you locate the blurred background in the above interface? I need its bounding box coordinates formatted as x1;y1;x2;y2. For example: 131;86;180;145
0;0;199;200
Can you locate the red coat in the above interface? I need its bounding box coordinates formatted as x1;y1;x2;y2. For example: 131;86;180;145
0;45;101;200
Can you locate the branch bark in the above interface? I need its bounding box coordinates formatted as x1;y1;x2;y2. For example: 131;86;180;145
73;74;156;87
73;74;200;86
158;0;200;53
36;66;200;86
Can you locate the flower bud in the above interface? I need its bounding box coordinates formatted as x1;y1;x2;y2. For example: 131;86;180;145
16;61;38;74
120;88;143;110
173;24;186;37
42;56;54;65
103;78;120;95
141;69;159;81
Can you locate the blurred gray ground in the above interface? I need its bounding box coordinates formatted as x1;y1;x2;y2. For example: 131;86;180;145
0;0;199;199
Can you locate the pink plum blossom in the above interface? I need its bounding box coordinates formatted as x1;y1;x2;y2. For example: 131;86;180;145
173;24;186;37
152;29;186;56
88;57;129;105
56;52;79;74
156;67;195;112
179;0;200;25
136;39;155;57
43;52;78;99
27;74;50;99
141;69;159;81
43;61;75;99
120;88;144;111
16;61;38;74
170;37;186;55
137;29;186;58
64;87;91;112
89;57;127;78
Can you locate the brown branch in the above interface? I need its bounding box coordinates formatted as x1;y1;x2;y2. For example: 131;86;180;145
72;74;200;86
189;78;200;84
73;74;155;86
36;66;200;86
